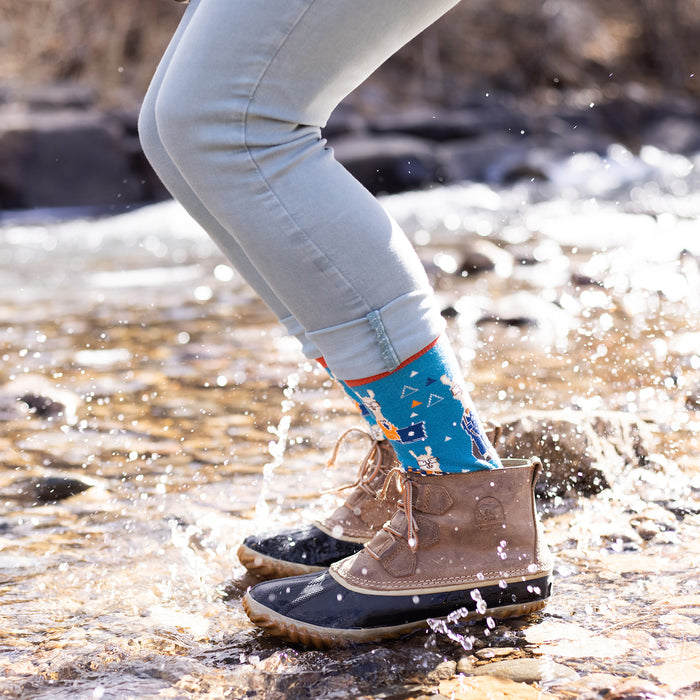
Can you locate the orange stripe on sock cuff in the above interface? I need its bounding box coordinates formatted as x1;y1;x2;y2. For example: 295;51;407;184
344;337;441;387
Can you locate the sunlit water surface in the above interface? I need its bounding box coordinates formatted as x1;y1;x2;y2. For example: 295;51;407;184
1;144;700;699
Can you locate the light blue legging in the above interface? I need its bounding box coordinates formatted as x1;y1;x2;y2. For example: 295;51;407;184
139;0;460;381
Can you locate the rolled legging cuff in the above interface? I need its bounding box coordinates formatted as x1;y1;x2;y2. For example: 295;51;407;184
306;289;445;381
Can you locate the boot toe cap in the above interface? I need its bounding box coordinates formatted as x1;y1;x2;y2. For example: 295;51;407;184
240;524;363;570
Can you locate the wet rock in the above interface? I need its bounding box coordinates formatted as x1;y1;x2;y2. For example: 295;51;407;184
685;385;700;410
20;393;66;419
562;674;672;700
331;134;443;194
570;272;605;288
469;658;579;685
628;518;662;541
441;305;459;320
474;647;518;659
0;108;143;209
1;376;80;424
436;134;526;184
426;659;457;681
497;410;657;498
600;528;643;552
629;504;677;541
19;83;98;111
660;499;700;518
602;678;674;700
437;131;608;186
438;675;547;699
458;240;513;278
325;647;443;690
36;476;90;502
556;94;684;150
2;475;92;504
612;662;645;677
458;248;495;275
456;657;476;674
368;108;485;142
477;292;574;347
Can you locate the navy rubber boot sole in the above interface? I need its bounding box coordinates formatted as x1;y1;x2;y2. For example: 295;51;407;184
242;569;552;648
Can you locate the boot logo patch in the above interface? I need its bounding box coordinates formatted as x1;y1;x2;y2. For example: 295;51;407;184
475;497;506;529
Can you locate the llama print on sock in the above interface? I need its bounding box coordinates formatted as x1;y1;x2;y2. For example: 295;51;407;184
408;446;442;473
460;408;495;462
359;389;427;444
440;374;495;462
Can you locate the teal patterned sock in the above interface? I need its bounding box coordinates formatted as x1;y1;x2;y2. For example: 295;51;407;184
317;360;382;438
345;336;501;474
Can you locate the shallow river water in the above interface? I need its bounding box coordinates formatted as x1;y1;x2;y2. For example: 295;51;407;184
1;143;700;699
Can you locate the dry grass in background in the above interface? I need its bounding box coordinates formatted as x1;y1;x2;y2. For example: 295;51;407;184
0;0;699;108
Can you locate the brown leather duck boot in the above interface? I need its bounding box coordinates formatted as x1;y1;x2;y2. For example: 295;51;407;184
242;458;553;648
238;424;502;579
237;434;401;578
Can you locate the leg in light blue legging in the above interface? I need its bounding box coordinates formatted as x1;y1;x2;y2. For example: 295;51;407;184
146;0;457;382
142;0;500;474
138;1;318;359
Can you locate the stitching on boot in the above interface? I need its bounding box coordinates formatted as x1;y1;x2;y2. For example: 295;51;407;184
342;564;547;590
414;484;453;515
414;515;439;549
365;529;396;559
381;542;416;577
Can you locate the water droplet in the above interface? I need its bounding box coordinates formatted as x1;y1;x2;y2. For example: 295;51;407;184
194;285;213;302
214;264;235;281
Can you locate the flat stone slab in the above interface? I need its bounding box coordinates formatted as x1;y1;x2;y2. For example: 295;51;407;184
466;657;579;684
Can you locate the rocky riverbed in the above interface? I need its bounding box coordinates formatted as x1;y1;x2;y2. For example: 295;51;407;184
2;83;700;213
1;142;700;698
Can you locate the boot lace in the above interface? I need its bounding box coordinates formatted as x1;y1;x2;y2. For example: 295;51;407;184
366;467;420;555
321;429;389;497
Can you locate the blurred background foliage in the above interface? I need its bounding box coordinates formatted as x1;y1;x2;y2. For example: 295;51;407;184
0;0;698;108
